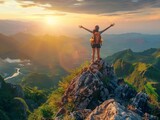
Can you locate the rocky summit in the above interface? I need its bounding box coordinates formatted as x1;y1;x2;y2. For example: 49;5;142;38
55;59;158;120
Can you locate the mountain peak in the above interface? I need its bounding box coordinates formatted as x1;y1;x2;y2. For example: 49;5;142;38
55;59;157;120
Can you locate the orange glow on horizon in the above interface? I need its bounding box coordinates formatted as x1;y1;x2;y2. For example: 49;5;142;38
0;0;159;34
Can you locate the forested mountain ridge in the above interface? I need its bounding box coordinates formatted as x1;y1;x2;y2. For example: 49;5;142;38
106;48;160;104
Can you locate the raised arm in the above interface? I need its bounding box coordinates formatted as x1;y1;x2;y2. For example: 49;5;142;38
79;25;92;33
100;23;115;34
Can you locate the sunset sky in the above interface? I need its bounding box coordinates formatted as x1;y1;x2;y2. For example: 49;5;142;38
0;0;160;35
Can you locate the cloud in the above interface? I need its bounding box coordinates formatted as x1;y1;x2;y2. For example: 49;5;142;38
16;0;160;14
4;58;30;63
20;3;37;8
33;13;66;16
100;8;157;17
17;0;51;8
100;10;143;16
0;0;5;4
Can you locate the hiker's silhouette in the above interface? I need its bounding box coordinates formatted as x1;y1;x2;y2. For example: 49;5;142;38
79;23;115;62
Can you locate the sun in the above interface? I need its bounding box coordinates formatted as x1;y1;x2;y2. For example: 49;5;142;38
45;16;57;25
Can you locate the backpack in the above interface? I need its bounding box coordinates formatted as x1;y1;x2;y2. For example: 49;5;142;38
90;32;103;45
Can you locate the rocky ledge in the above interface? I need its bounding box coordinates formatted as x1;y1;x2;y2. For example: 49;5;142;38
55;59;158;120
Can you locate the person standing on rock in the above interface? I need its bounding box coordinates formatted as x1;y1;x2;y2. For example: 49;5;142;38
79;24;115;62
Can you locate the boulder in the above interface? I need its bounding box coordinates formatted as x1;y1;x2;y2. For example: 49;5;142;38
71;109;92;120
131;92;150;113
114;84;137;100
143;113;158;120
86;99;142;120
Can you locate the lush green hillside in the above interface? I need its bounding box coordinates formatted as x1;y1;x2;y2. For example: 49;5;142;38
113;59;134;77
28;62;89;120
0;75;29;120
106;48;160;104
21;73;55;90
23;86;48;111
21;73;56;111
0;74;55;120
106;48;159;63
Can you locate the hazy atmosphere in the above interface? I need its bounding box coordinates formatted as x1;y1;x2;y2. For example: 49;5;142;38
0;0;160;35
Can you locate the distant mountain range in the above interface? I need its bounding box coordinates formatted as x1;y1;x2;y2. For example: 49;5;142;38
0;32;160;84
0;32;89;67
81;33;160;57
0;32;89;83
1;32;160;60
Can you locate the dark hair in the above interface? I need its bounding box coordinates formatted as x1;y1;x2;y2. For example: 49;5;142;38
93;25;99;33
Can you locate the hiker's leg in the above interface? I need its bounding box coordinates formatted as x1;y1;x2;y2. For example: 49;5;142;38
92;48;95;62
97;48;100;60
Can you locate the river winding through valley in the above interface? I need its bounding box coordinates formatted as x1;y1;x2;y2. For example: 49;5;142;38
4;68;21;80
